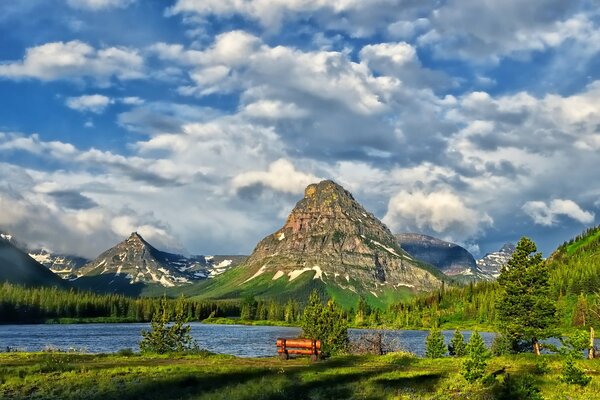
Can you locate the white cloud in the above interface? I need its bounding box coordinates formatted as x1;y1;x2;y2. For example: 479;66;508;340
231;159;320;195
0;40;145;84
66;0;136;10
523;199;595;226
66;94;112;113
167;0;430;37
383;190;493;239
241;100;307;119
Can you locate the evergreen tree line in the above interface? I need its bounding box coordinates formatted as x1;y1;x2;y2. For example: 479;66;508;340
0;283;239;323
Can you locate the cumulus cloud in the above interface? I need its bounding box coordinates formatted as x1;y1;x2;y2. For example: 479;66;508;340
66;94;112;113
231;159;320;195
0;41;144;84
66;0;136;10
522;199;595;226
167;0;431;37
383;190;493;240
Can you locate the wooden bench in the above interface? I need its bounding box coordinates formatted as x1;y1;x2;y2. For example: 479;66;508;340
276;338;321;361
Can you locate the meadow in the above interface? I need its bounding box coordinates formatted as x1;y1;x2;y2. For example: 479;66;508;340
0;351;598;399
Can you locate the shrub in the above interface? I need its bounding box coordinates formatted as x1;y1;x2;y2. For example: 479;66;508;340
561;355;591;386
559;330;592;386
117;348;134;357
425;328;446;358
448;329;466;357
494;374;543;400
462;332;490;383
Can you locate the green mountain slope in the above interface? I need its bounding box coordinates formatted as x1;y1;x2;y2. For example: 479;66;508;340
0;239;69;288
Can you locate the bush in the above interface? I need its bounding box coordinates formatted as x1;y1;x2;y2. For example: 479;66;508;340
448;329;466;357
561;355;591;386
494;374;543;400
350;331;402;355
462;332;490;383
491;334;511;356
140;298;198;354
559;330;592;386
425;328;446;358
117;348;134;357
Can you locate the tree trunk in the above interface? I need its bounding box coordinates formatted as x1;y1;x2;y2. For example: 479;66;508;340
533;338;541;356
589;327;595;360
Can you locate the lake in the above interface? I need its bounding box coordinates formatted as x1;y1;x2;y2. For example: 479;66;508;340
0;323;498;357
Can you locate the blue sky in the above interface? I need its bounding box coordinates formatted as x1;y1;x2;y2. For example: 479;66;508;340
0;0;599;258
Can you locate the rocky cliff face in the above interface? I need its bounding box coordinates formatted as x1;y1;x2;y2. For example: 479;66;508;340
238;180;442;294
396;233;478;277
77;232;244;288
476;243;516;279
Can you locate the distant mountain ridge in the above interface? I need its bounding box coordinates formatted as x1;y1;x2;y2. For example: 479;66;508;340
28;249;89;280
396;233;479;278
0;234;69;288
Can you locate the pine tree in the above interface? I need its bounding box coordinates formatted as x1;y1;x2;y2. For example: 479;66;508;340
496;237;557;355
139;298;196;354
448;329;466;356
462;332;490;383
301;290;348;356
425;328;446;358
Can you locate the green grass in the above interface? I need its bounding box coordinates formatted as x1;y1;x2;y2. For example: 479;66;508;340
565;229;600;256
1;352;599;399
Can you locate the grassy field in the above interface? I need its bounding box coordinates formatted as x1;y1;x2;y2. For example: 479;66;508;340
0;352;599;399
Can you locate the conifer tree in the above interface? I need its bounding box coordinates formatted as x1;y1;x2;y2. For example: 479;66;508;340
301;290;348;355
462;332;490;383
139;298;196;354
425;328;446;358
448;329;466;357
496;237;557;355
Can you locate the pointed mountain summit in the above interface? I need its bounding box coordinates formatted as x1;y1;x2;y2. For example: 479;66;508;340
75;232;243;295
476;243;516;279
199;180;442;303
77;232;192;290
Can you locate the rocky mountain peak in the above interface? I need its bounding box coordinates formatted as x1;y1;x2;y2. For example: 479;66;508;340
236;181;442;294
476;242;516;279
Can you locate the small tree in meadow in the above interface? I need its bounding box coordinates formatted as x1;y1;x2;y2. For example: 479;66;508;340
448;329;466;357
560;330;592;386
425;328;446;358
140;298;196;354
462;332;490;383
301;290;348;356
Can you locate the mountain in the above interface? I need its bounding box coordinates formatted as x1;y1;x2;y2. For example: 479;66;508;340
28;250;89;280
0;235;69;288
396;233;479;278
194;180;443;307
476;243;516;279
75;232;244;295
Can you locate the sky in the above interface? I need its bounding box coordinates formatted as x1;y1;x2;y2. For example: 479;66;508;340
0;0;599;259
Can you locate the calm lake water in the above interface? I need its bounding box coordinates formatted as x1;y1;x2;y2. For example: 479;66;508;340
0;323;498;357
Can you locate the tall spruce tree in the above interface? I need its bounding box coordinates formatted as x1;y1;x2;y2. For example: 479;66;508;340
496;237;557;355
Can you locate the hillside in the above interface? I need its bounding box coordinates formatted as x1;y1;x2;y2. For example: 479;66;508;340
191;180;443;307
0;237;69;288
548;225;600;297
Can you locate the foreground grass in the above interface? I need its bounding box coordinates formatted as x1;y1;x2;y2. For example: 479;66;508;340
0;352;598;399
